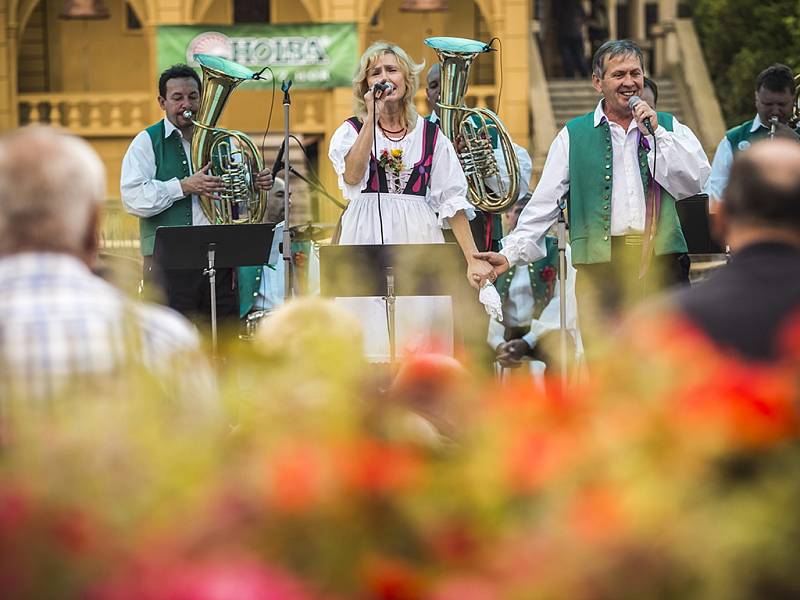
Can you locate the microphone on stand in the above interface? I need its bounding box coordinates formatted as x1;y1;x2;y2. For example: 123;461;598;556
372;81;395;98
271;139;285;178
628;95;655;135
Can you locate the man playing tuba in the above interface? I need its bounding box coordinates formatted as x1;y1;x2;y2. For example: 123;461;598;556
121;64;274;327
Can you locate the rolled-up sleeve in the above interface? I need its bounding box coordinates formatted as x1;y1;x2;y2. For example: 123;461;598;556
120;131;185;218
647;117;711;200
427;133;475;228
328;122;366;202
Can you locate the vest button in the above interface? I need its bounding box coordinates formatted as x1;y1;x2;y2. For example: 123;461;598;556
253;292;258;297
604;175;610;181
603;235;609;241
605;164;610;169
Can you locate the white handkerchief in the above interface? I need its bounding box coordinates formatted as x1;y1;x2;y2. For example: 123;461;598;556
479;281;503;322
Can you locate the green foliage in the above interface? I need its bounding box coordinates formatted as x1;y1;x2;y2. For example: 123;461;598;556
692;0;800;127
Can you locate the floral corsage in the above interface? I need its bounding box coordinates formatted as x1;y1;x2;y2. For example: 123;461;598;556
379;148;404;192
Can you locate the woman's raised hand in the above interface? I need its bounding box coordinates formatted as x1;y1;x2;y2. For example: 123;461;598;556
364;84;388;121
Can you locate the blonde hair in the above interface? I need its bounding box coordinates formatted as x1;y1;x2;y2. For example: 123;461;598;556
352;41;424;129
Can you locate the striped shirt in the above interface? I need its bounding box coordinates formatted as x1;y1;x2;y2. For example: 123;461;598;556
0;252;203;401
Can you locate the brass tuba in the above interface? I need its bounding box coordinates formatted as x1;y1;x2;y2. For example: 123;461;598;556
425;37;520;213
184;54;267;224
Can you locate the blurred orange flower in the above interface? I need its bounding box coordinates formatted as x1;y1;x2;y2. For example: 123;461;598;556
337;439;423;496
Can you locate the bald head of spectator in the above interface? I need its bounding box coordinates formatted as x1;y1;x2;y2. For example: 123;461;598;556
721;138;800;250
0;126;105;266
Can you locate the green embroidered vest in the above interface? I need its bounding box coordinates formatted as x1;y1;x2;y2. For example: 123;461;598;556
139;120;193;256
496;236;559;319
565;112;688;264
725;119;769;155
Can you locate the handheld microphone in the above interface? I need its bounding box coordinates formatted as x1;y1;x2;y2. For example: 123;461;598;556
628;95;654;135
271;139;285;178
372;81;395;97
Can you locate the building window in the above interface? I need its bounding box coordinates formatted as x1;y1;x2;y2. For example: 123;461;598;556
473;9;495;86
234;0;271;23
126;2;142;30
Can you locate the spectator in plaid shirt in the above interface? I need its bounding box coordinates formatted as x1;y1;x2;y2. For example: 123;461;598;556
0;126;206;402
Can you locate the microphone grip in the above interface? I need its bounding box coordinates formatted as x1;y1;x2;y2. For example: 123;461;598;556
271;140;285;178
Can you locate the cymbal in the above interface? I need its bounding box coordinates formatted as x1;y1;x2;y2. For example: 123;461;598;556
289;222;326;241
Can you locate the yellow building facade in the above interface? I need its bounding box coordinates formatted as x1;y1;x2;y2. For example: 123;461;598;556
0;0;530;240
0;0;723;248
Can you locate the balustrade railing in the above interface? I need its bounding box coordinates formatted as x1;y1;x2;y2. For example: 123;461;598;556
18;93;152;136
413;85;498;115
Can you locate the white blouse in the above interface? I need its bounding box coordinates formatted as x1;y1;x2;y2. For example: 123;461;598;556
328;116;475;226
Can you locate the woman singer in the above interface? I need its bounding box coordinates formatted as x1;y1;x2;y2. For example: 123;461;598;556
329;41;492;361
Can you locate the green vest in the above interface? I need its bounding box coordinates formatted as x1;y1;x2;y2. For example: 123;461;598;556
139;120;193;256
565;111;687;264
238;265;264;317
496;236;559;319
725;119;768;155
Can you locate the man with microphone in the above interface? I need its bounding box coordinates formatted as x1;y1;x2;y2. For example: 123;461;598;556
475;40;710;352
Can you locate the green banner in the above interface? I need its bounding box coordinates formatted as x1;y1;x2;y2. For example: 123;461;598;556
156;23;358;89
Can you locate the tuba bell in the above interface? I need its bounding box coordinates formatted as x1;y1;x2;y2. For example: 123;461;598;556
184;54;268;224
424;36;520;213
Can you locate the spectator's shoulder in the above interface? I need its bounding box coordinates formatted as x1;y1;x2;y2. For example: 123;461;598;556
135;302;201;354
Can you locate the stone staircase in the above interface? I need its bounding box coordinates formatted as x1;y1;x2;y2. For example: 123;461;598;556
548;78;685;130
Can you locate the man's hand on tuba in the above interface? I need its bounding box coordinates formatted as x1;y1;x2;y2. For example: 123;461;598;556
180;163;224;197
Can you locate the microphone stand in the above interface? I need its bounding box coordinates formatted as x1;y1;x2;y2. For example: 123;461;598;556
556;196;569;388
203;243;218;356
273;162;347;211
384;266;397;366
281;79;294;301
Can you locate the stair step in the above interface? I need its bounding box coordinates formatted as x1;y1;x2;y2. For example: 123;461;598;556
547;75;684;131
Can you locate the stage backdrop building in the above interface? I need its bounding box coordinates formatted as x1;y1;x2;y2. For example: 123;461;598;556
0;0;724;255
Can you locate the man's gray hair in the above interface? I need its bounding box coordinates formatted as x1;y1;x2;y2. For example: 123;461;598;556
0;126;105;255
592;39;644;79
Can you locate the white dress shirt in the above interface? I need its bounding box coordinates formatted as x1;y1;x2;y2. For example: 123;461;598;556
501;100;710;266
253;222;285;312
120;117;210;226
704;114;765;204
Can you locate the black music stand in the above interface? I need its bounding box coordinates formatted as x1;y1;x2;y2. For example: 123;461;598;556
153;223;275;351
676;194;725;254
320;243;467;364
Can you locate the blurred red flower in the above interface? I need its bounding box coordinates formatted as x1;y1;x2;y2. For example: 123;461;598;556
338;439;423;496
266;442;330;513
673;361;799;448
362;556;425;600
